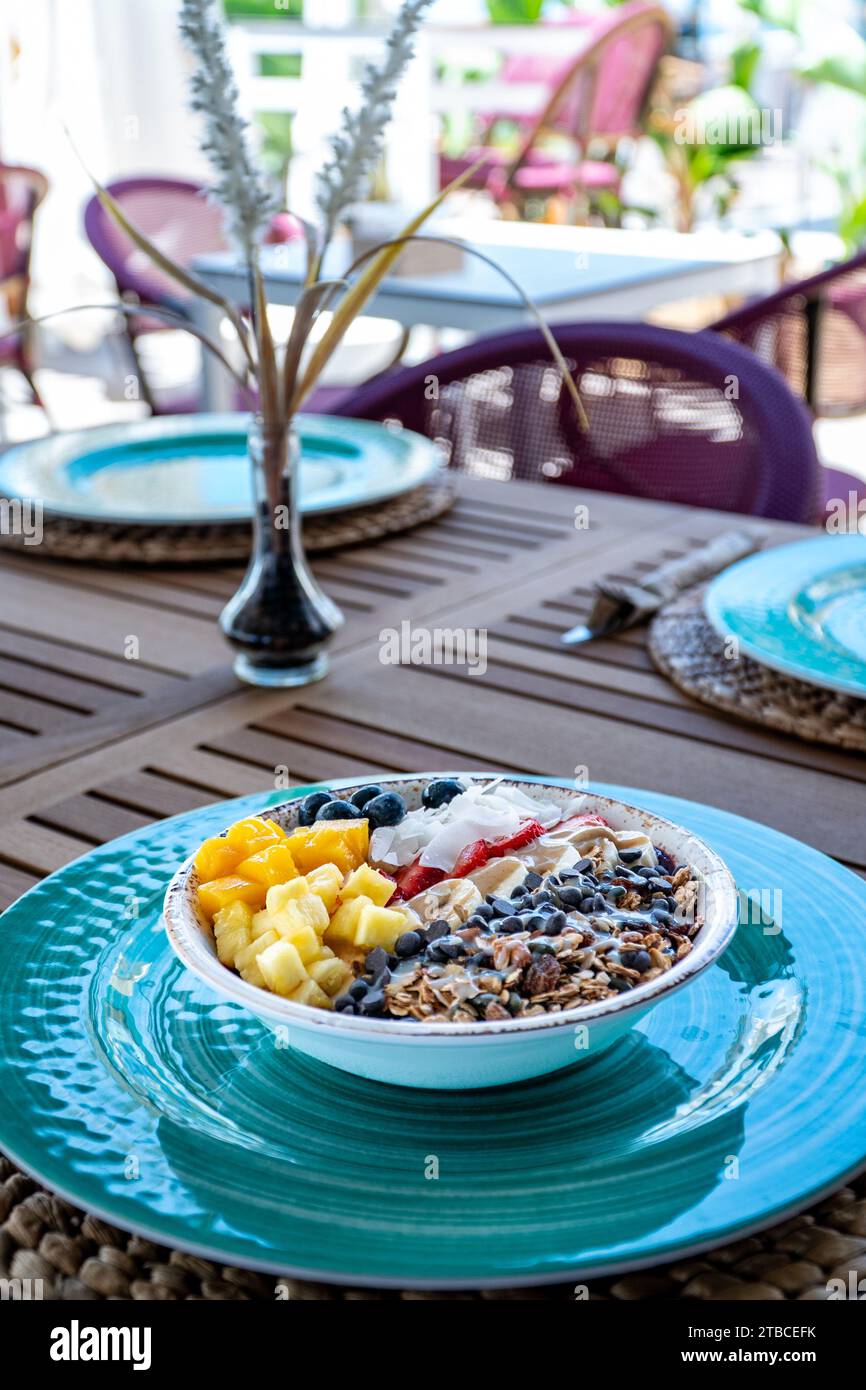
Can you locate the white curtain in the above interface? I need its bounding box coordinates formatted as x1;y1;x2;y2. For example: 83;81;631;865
0;0;209;320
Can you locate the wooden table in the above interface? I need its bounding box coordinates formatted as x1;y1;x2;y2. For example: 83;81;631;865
2;475;864;1299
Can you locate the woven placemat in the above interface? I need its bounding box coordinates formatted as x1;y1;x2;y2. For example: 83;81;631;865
2;1150;864;1300
649;585;866;754
0;476;457;566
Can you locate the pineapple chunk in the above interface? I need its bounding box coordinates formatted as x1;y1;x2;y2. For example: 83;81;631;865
309;956;354;997
271;918;321;964
325;894;372;945
225;815;284;858
284;819;369;876
306;863;343;913
341;862;395;907
235;928;279;988
195;835;242;882
265;877;311;913
288;978;332;1009
198;875;266;920
354;902;408;951
236;841;298;889
250;909;275;940
289;892;330;935
213;901;254;966
258;939;308;997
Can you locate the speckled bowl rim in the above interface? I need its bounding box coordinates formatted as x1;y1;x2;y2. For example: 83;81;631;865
163;774;739;1041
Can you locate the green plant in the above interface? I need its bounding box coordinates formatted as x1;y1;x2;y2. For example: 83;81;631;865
485;0;546;22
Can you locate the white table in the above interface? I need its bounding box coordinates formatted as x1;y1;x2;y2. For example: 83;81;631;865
191;220;782;411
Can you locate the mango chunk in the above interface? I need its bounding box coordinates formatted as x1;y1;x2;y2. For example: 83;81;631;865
309;956;354;997
284;819;369;876
325;894;371;945
225;816;285;858
198;875;266;920
341;862;395;907
195;836;242;883
306;863;343;913
236;841;298;889
354;903;409;951
258;940;308;996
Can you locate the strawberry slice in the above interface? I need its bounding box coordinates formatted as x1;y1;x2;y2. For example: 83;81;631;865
557;812;610;832
452;818;546;877
392;862;444;900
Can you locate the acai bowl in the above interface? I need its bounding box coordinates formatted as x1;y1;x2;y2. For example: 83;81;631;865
164;775;739;1088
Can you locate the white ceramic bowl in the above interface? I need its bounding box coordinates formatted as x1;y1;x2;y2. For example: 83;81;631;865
164;776;739;1089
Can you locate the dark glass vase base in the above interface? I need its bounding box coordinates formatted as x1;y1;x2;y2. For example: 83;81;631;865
231;651;329;688
222;419;343;689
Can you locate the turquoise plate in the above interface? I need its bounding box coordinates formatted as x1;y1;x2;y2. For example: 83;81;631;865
1;778;865;1288
705;535;866;699
0;413;442;525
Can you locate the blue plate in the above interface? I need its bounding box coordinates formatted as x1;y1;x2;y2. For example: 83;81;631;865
0;779;864;1288
705;535;866;699
0;413;443;525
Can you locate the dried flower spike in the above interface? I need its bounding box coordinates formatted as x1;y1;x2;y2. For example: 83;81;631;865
315;0;436;260
179;0;276;259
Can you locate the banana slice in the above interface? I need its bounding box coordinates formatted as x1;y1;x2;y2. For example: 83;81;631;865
407;877;483;928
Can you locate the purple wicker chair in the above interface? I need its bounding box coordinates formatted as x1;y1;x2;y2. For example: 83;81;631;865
712;253;866;514
330;321;824;523
441;3;672;214
0;163;49;411
83;176;302;413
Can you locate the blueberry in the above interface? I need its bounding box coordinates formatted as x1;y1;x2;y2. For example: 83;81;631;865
364;947;390;978
605;884;627;901
350;784;384;810
348;979;368;1001
533;890;556;906
628;950;653;974
488;896;516;918
609;974;632;992
650;906;674;925
473;992;500;1013
395;930;423;958
619;848;643;864
422;778;465;810
523;872;543;890
526;913;549;932
318;799;363;821
473;903;495;921
546;910;568;935
425;920;450;943
510;884;526;899
334;994;356;1013
298;790;332;826
579;896;597;913
364;792;406;828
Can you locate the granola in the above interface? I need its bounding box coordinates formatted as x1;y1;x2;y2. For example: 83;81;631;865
346;841;704;1023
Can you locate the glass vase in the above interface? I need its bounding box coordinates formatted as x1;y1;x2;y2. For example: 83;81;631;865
220;417;343;687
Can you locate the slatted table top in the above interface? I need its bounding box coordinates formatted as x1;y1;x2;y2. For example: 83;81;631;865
2;473;864;1301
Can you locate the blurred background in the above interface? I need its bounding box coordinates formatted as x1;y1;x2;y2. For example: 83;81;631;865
2;0;866;475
